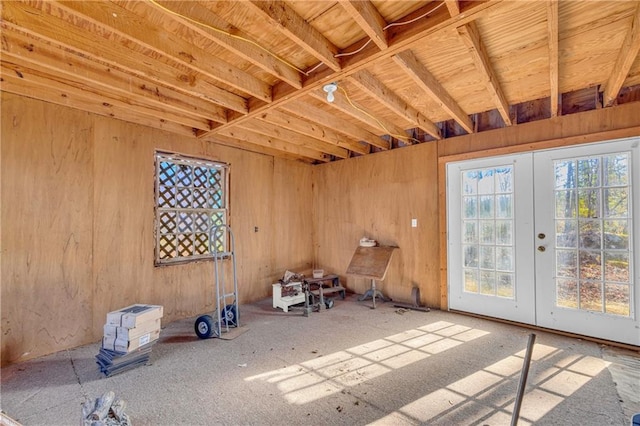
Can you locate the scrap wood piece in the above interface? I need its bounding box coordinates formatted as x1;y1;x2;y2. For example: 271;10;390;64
82;391;131;426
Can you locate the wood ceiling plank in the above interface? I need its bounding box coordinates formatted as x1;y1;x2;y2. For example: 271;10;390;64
456;22;512;125
216;126;330;162
144;0;303;89
239;120;353;158
279;99;378;149
1;28;226;125
350;69;442;139
602;3;640;107
1;4;249;114
257;109;362;155
1;66;197;137
337;0;388;50
393;50;474;133
547;0;559;116
1;60;210;131
246;0;341;71
58;0;272;102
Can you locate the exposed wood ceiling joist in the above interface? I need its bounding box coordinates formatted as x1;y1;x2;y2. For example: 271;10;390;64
350;70;442;139
456;22;512;126
602;2;640;107
2;1;640;164
146;0;304;89
238;118;360;158
393;50;474;134
278;100;377;150
246;0;341;72
308;90;398;149
337;0;388;50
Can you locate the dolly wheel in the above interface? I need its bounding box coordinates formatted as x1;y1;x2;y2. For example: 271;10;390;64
222;304;238;327
195;315;217;339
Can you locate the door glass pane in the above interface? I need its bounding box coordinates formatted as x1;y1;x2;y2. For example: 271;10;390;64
552;152;633;317
460;165;515;299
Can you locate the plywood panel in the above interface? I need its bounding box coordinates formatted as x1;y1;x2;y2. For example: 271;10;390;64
271;158;314;283
313;142;440;307
1;93;314;365
1;93;94;365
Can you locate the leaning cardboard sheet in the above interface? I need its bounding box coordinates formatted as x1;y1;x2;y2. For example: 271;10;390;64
96;304;163;377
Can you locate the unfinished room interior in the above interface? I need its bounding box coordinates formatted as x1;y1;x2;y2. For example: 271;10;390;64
2;0;640;424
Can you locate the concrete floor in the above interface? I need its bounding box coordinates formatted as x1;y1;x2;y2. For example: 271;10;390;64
1;294;639;425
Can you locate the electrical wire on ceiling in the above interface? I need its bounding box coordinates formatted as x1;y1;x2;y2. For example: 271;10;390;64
335;1;446;58
337;85;422;145
147;0;311;75
149;0;446;79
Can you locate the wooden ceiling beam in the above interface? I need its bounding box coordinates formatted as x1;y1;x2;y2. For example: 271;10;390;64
350;70;442;139
444;0;461;17
239;120;354;158
207;135;316;164
602;3;640;107
308;90;398;149
1;65;198;137
337;1;388;50
393;50;474;133
1;60;211;131
547;0;559;116
146;0;303;89
1;6;249;114
246;0;341;72
58;0;271;102
257;109;363;155
456;22;512;126
1;28;227;126
279;99;378;150
215;126;331;162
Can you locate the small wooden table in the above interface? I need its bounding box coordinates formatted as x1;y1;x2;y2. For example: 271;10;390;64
346;246;397;309
305;274;345;310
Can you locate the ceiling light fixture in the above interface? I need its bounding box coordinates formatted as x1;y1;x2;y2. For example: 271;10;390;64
323;82;338;103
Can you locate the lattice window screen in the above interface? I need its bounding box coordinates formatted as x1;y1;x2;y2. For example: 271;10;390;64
155;152;228;264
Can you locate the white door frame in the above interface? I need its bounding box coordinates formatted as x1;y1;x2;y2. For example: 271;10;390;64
446;137;640;345
447;153;536;324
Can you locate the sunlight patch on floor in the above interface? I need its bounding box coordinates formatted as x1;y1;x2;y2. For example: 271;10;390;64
370;342;611;425
244;321;489;404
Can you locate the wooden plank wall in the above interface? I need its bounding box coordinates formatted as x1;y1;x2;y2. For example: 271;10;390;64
312;143;441;307
1;93;313;365
1;94;94;364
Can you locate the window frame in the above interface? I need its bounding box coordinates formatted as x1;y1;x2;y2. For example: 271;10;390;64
154;151;229;266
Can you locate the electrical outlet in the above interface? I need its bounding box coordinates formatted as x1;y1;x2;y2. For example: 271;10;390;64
411;218;417;228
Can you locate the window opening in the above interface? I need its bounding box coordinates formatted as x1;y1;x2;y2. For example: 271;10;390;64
155;152;228;265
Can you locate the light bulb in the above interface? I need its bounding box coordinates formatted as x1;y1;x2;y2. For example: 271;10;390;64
323;82;337;103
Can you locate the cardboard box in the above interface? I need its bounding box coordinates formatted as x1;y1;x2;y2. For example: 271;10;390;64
106;304;163;328
102;329;161;353
104;318;161;340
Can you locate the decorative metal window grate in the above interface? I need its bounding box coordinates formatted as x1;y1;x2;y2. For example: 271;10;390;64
155;152;228;265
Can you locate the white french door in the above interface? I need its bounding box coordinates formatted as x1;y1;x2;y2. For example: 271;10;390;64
447;137;640;345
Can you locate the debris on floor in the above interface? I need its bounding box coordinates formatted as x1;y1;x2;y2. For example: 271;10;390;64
81;391;130;426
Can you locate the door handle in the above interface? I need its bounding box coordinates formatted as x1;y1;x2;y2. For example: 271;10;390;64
537;246;546;252
538;233;546;239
